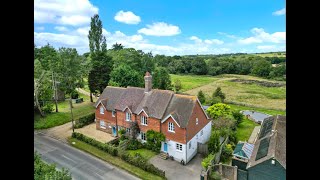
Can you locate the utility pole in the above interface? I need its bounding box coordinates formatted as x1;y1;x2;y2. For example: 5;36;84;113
69;97;74;132
52;72;58;112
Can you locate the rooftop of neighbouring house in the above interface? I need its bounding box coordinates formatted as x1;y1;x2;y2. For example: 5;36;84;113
240;110;272;123
233;142;254;160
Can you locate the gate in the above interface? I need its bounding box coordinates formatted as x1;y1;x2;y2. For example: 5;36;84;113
197;142;208;156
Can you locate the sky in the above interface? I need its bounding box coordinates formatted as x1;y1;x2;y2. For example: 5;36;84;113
34;0;286;55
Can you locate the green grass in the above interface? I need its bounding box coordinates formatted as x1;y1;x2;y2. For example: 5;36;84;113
68;138;164;180
228;104;285;116
128;149;157;161
236;118;259;142
172;74;286;110
34;93;95;129
170;74;218;92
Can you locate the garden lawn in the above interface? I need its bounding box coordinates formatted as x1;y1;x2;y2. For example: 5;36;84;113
128;149;157;161
68;138;164;180
236;118;259;142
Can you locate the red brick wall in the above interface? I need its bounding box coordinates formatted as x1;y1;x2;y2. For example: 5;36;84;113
161;117;186;144
137;111;161;133
116;109;136;128
95;104;117;133
186;100;210;141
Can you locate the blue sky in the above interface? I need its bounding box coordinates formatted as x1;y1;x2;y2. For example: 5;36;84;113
34;0;286;55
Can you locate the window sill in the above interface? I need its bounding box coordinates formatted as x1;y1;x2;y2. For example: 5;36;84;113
100;126;106;129
168;130;175;133
141;124;148;126
176;150;182;152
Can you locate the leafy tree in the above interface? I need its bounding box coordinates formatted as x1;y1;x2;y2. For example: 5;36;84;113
201;153;215;170
213;117;235;130
269;63;286;79
232;111;244;126
208;130;221;154
206;103;232;119
174;79;182;92
220;144;233;162
212;87;226;102
141;52;155;74
152;67;172;90
34;152;72;180
198;90;206;104
88;14;113;102
129;121;140;139
109;64;143;87
112;43;124;50
252;59;272;77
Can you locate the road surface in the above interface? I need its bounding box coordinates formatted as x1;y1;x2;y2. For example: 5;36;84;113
34;132;139;180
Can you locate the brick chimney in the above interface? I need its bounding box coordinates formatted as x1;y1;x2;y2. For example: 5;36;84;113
144;71;152;92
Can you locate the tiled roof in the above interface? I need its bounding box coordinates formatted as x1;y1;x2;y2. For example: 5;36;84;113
247;115;286;169
94;86;126;111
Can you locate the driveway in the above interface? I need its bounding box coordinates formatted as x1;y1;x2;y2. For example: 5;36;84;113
149;153;204;180
39;122;114;143
34;132;139;180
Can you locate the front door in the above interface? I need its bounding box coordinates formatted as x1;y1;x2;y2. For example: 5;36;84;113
112;126;116;136
164;142;168;152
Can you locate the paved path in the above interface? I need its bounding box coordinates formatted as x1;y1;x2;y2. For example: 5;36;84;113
248;126;261;144
34;132;139;180
149;153;203;180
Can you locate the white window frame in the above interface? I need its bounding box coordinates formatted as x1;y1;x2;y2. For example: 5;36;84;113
176;143;182;151
126;112;131;121
141;116;148;126
126;128;131;134
168;122;175;132
100;106;104;114
196;118;199;125
201;130;203;136
112;110;116;117
100;120;106;129
141;131;146;141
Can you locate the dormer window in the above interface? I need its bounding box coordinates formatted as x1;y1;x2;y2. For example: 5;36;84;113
141;116;148;125
168;122;175;132
100;106;104;114
126;112;131;121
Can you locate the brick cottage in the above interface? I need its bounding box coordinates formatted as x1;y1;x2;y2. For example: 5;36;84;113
94;72;212;164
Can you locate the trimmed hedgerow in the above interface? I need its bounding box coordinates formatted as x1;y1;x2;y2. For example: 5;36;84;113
74;113;95;128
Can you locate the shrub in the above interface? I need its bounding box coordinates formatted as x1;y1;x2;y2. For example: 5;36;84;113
232;111;244;126
220;144;233;162
118;129;126;136
206;103;232;119
126;139;143;150
201;153;215;170
70;90;79;99
146;130;166;152
209;171;221;180
42;103;54;114
198;90;206;104
74;113;95;128
208;131;220;154
212;87;226;102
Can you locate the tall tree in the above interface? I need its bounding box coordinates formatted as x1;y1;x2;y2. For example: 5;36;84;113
212;87;226;102
55;47;85;132
198;90;206;104
108;64;143;87
112;43;124;50
88;14;113;102
174;79;182;92
152;67;172;90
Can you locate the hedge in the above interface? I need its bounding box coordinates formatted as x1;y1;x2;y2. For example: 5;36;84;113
72;132;165;178
72;132;118;156
74;113;95;129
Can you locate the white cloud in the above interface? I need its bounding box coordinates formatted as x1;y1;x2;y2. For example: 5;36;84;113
238;28;285;44
218;32;237;39
35;26;45;31
34;0;98;26
190;36;223;45
257;45;276;50
138;22;181;36
54;26;69;32
114;10;141;24
272;8;286;16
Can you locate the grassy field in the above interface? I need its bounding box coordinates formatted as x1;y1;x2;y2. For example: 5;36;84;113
34;93;95;129
236;118;259;142
171;74;218;92
253;52;286;57
128;149;157;161
68;138;164;180
172;74;286;111
229;104;285;116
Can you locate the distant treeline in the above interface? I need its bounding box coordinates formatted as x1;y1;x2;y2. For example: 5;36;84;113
154;53;286;80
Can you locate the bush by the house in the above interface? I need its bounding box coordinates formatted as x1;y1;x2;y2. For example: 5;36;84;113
107;138;120;146
72;132;118;156
118;129;126;136
201;153;215;170
119;139;129;150
209;170;222;180
34;152;72;180
126;139;143;150
118;149;165;178
220;144;233;162
74;113;95;128
208;130;221;154
146;130;166;152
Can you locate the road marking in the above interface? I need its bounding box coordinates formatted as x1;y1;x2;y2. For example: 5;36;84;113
61;154;77;164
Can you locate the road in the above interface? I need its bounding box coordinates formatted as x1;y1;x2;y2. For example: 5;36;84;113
34;132;140;180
